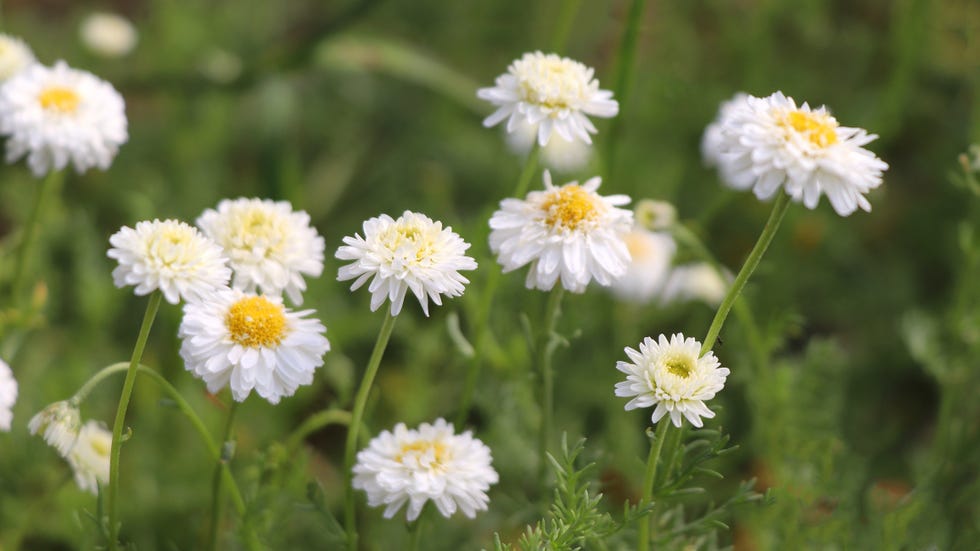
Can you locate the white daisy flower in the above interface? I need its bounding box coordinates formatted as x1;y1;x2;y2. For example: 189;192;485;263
197;198;325;305
336;211;477;316
178;289;330;404
489;171;633;293
700;92;749;170
79;12;138;58
610;227;676;303
67;421;112;494
0;358;17;431
615;333;730;428
108;219;231;305
634;199;677;231
660;263;729;307
0;34;36;81
478;51;618;146
505;118;592;173
711;91;889;216
353;418;498;521
28;400;82;455
0;61;128;177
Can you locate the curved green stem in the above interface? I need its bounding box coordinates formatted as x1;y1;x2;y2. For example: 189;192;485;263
10;169;62;305
71;362;131;405
209;400;240;551
344;311;399;551
604;0;648;180
286;408;352;453
638;421;670;551
537;286;565;491
512;143;541;198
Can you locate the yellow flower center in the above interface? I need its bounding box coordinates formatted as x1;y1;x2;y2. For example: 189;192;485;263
38;86;81;113
542;185;599;230
225;296;287;348
664;354;694;378
396;439;449;465
91;434;112;457
783;110;838;148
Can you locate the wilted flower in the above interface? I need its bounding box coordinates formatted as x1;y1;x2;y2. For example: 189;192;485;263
67;421;112;494
661;263;729;307
28;400;81;455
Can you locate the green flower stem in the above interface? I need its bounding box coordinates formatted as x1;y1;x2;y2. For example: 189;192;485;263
655;423;684;491
550;0;584;52
10;169;62;305
537;286;565;490
71;362;131;405
407;511;426;551
107;291;162;551
209;400;240;551
453;265;502;428
285;408;352;453
604;0;647;180
344;311;399;551
638;421;670;551
700;191;792;356
512;143;541;198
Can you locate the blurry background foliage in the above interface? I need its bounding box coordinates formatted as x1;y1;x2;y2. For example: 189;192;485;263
0;0;978;549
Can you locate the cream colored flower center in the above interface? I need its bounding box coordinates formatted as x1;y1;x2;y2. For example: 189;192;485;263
542;185;600;230
39;86;81;113
782;110;838;148
396;439;449;466
225;296;287;348
625;231;653;259
91;433;112;457
515;54;590;111
382;221;436;263
663;353;694;378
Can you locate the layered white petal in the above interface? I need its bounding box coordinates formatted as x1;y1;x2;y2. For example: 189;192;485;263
0;359;17;431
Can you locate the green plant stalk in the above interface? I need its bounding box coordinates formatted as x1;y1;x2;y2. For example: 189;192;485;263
344;311;399;551
638;421;670;551
550;0;584;52
537;286;565;490
512;143;541;198
285;408;352;453
453;265;502;427
209;400;240;551
604;0;647;180
407;511;426;551
10;169;62;304
700;192;791;356
655;424;684;491
107;291;162;551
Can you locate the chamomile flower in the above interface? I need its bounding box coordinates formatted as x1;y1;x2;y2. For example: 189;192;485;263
336;211;477;316
353;418;498;521
478;51;618;146
0;34;35;81
178;289;329;404
615;334;729;428
0;61;127;177
197;198;325;305
67;421;112;494
489;171;633;292
710;91;888;216
609;227;676;303
79;12;138;58
108;219;231;305
28;400;81;455
0;359;17;431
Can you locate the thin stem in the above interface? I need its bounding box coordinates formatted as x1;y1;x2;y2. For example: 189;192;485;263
604;0;648;180
550;0;584;52
344;311;399;551
512;143;541;198
107;291;162;551
407;510;426;551
286;408;352;453
209;401;240;551
537;286;565;490
638;421;670;551
453;265;501;428
655;424;684;491
71;362;130;405
700;192;791;356
10;170;62;304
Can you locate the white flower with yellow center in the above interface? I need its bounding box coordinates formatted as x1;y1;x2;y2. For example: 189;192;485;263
178;289;329;404
615;333;729;428
712;91;888;216
336;211;477;316
0;61;127;177
353;418;498;521
0;359;17;431
489;171;633;292
108;219;231;304
79;12;138;58
28;400;82;455
610;227;676;303
197;198;325;305
478;51;618;146
67;421;112;494
0;34;35;81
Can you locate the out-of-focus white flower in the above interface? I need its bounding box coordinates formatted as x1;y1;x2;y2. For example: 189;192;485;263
610;227;676;303
709;91;888;216
336;211;477;316
108;219;231;305
353;418;498;521
505;118;592;173
79;12;138;58
489;171;633;293
0;359;17;431
179;289;329;404
615;333;729;428
199;49;243;84
701;92;748;170
0;34;36;81
661;263;729;307
634;199;677;231
197;198;324;305
67;421;111;494
478;51;618;146
0;61;128;177
28;401;81;456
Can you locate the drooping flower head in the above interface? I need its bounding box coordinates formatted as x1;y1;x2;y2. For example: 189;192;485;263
478;51;618;146
67;421;112;494
0;34;36;81
197;198;325;305
615;333;729;428
179;289;330;404
336;211;477;316
28;400;82;455
0;358;17;431
0;61;128;177
660;263;729;307
707;91;888;216
609;226;676;304
353;418;498;521
79;12;138;58
489;171;633;292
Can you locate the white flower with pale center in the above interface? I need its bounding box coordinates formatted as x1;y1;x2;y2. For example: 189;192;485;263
108;219;231;304
505;118;592;173
197;198;325;305
489;171;633;293
478;51;618;146
0;34;35;81
353;418;498;521
0;359;17;431
711;91;888;216
67;421;112;494
28;401;81;456
615;333;730;428
661;263;729;306
79;12;138;58
0;61;127;177
336;211;477;316
179;289;329;404
610;227;676;303
701;92;749;170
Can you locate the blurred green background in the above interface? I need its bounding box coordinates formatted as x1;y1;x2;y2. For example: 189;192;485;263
0;0;978;549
